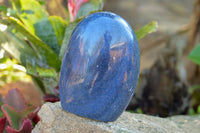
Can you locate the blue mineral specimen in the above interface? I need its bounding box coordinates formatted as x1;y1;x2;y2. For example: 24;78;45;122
59;12;140;122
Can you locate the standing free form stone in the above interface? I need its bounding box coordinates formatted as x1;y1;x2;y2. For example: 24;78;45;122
59;12;140;122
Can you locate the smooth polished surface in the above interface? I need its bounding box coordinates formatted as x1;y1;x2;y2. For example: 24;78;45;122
59;12;140;122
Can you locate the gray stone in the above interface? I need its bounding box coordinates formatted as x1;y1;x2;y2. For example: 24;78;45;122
169;115;200;133
33;102;200;133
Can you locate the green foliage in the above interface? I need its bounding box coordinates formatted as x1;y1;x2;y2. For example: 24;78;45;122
11;0;61;55
128;108;143;114
0;89;39;132
198;106;200;114
0;102;3;117
189;108;195;115
188;44;200;65
3;17;61;71
0;5;7;13
0;58;32;87
77;0;105;19
189;105;200;115
0;0;105;93
0;0;107;94
189;85;200;94
49;16;67;46
2;105;21;129
188;85;200;115
136;21;158;40
37;0;46;5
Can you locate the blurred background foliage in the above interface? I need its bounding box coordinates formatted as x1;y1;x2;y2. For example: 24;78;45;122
0;57;32;87
0;0;106;95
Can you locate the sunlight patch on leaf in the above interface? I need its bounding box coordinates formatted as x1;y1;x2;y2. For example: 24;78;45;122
49;16;67;46
2;17;61;71
11;0;60;55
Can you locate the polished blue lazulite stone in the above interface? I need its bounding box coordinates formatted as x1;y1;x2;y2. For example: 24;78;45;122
59;12;140;122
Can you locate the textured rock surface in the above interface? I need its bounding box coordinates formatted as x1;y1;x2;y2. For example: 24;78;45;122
59;12;140;122
33;102;200;133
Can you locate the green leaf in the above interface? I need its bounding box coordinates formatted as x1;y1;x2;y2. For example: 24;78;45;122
26;62;58;93
31;76;46;94
127;110;134;113
0;57;10;63
197;105;200;114
25;59;58;93
1;105;21;130
59;18;82;59
136;108;143;114
136;21;158;40
189;108;195;115
35;66;57;77
27;64;57;77
0;111;3;118
11;0;60;55
188;44;200;65
3;17;61;71
11;0;47;33
39;77;59;94
0;57;32;87
0;5;7;13
0;102;3;118
76;0;105;19
21;106;39;119
188;85;200;94
0;29;39;67
49;16;67;46
37;0;46;5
